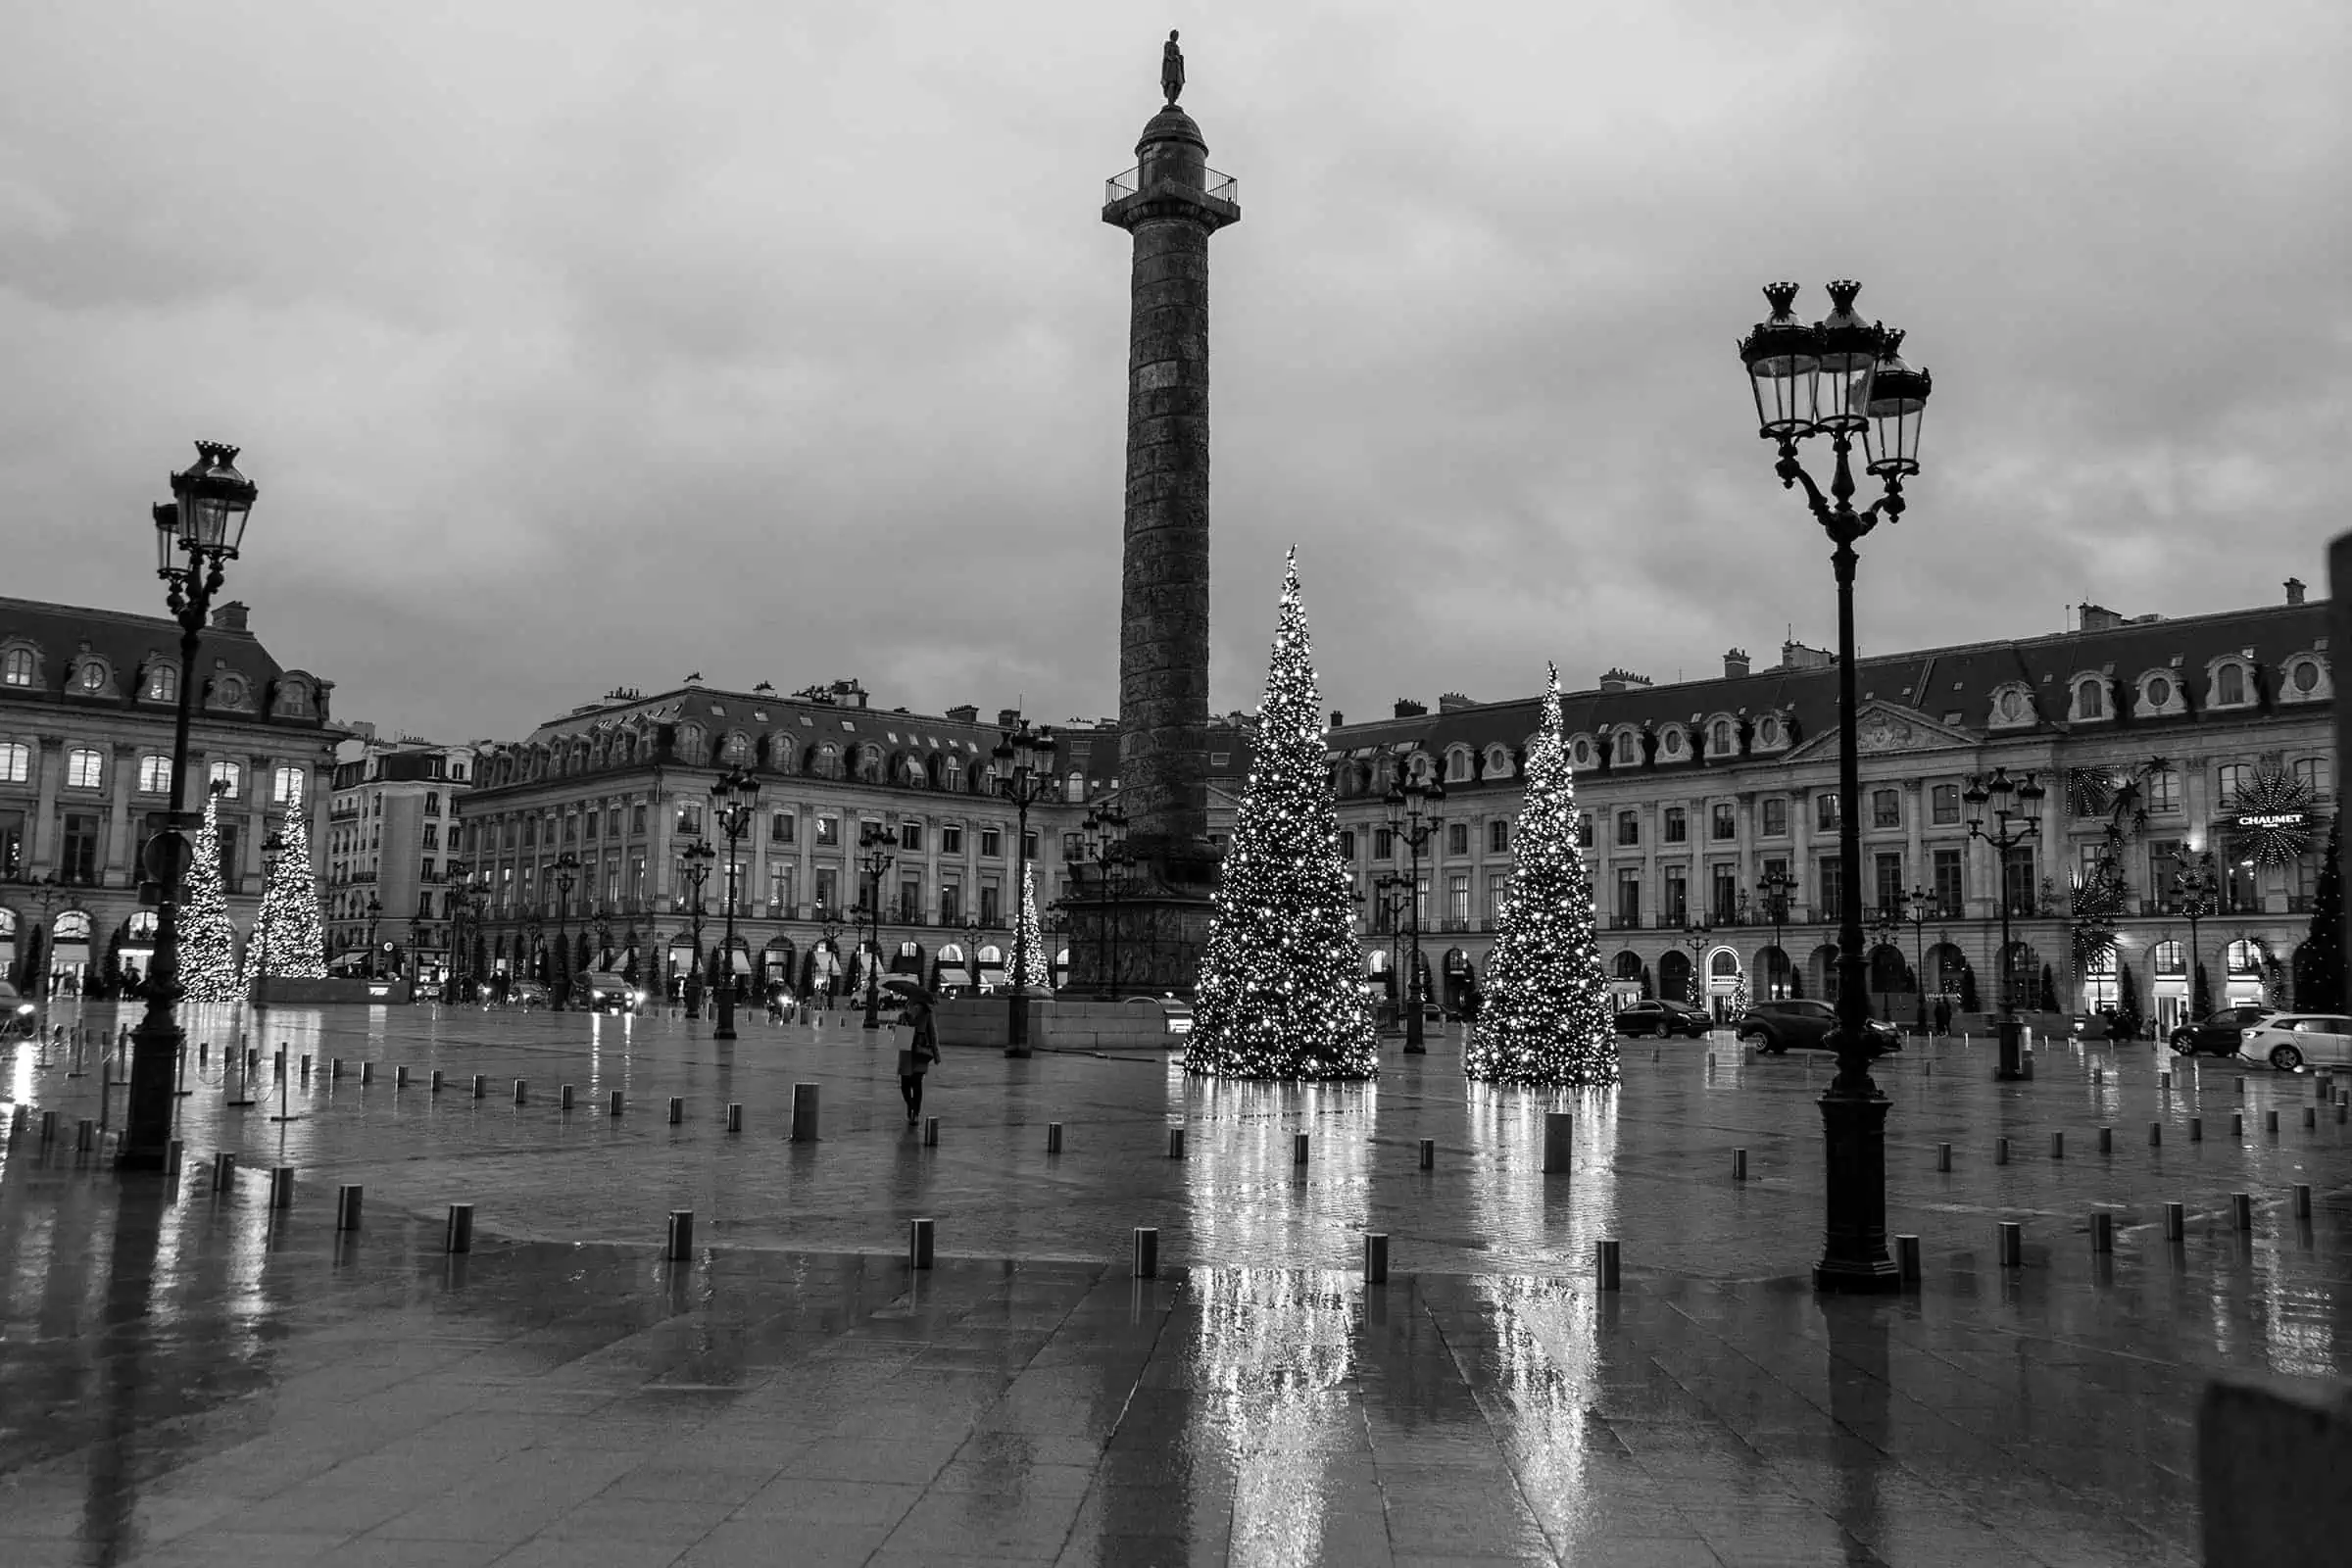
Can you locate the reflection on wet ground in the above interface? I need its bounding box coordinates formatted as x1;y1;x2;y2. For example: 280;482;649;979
3;1003;2345;1564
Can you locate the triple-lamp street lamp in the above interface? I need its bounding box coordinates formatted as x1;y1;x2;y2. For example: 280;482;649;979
709;765;760;1041
1078;807;1132;996
1678;919;1714;1018
1738;277;1933;1293
550;852;581;1010
1903;883;1935;1031
1371;872;1412;1030
365;895;383;978
992;720;1058;1057
122;441;260;1171
677;839;714;1018
1383;778;1445;1054
1961;765;2045;1081
857;821;897;1030
2171;848;2222;1016
1755;864;1796;999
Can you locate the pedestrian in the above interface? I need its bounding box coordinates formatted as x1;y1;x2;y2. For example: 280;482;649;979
1933;994;1951;1037
896;987;940;1126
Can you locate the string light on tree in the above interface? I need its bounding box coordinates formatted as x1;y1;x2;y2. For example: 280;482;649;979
178;785;242;1003
1016;863;1050;991
244;809;327;984
1464;664;1616;1087
1187;552;1377;1080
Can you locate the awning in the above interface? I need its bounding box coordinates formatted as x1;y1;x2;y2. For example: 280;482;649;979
938;966;972;987
729;952;753;976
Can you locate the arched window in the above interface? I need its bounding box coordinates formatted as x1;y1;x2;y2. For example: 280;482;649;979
2216;664;2246;706
2077;679;2103;718
209;760;242;798
943;756;962;792
0;648;32;687
1613;731;1639;766
145;664;177;702
856;745;884;783
66;749;104;789
1711;719;1733;754
2226;939;2263;974
720;731;750;765
272;765;306;805
1446;748;1472;783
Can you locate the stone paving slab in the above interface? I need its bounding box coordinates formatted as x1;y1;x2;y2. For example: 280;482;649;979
4;1002;2349;1565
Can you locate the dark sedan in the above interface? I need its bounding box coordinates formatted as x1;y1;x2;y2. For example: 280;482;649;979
2169;1005;2275;1056
1613;1000;1714;1038
1735;999;1902;1055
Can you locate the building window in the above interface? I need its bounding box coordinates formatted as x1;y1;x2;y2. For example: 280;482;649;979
2002;847;2036;916
74;661;104;692
1663;868;1687;925
1710;803;1735;840
1488;820;1509;854
139;755;172;794
1615;869;1642;924
978;884;1002;926
942;824;963;855
2217;763;2249;804
1710;864;1739;923
208;760;241;798
1871;789;1900;829
1448;875;1470;924
1021;829;1039;858
272;765;306;805
979;828;1002;858
812;815;837;847
1;649;32;687
678;803;705;836
1874;853;1903;914
1374;827;1396;859
1711;719;1733;755
145;664;177;702
2294;758;2332;799
62;813;100;883
1614;732;1640;766
938;882;961;926
1816;857;1844;922
1761;797;1788;837
901;821;923;853
770;811;795;844
2216;664;2246;706
1616;810;1640;847
1446;822;1468;855
1932;849;1964;917
2077;679;2104;718
0;743;27;784
2146;770;2180;813
1816;793;1839;831
67;748;104;789
1930;783;1959;824
1575;812;1593;849
1663;808;1687;843
1339;829;1357;858
769;864;795;910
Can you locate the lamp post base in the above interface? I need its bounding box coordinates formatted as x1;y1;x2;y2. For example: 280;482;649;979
116;1015;184;1171
1812;1084;1900;1295
1993;1015;2025;1081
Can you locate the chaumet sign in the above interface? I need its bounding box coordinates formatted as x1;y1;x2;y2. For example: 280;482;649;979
2233;811;2309;831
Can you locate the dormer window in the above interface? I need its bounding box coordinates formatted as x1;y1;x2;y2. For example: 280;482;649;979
1484;745;1511;779
2216;663;2247;706
1570;737;1593;768
2073;677;2106;720
1711;718;1733;754
1659;727;1684;760
145;663;177;701
1756;715;1782;748
1613;730;1639;766
0;648;32;687
2282;656;2329;703
74;662;105;692
1990;686;2034;726
1446;747;1472;783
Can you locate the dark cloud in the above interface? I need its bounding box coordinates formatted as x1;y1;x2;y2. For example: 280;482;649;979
2;1;2344;743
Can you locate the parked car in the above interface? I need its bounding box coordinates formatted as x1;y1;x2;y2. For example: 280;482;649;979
508;981;550;1008
584;971;644;1013
0;981;33;1036
1125;995;1194;1039
2169;1005;2274;1056
1613;1000;1713;1039
1735;999;1902;1055
2236;1013;2352;1071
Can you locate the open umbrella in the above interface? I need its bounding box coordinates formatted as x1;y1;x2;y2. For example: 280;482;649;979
880;976;931;1001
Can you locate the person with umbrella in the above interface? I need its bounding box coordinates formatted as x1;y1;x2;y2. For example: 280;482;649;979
886;977;940;1126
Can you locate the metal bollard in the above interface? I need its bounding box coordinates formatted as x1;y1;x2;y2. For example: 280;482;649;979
2230;1112;2242;1138
2306;1106;2318;1129
1294;1131;1310;1166
726;1102;743;1134
1996;1137;2010;1165
2023;1055;2034;1081
1936;1143;1952;1172
300;1054;312;1080
2164;1201;2184;1241
360;1061;374;1086
2050;1132;2064;1160
445;1203;473;1253
908;1217;935;1270
270;1165;294;1210
1363;1232;1390;1285
1133;1225;1157;1279
560;1084;575;1110
430;1069;443;1093
610;1090;624;1117
1732;1149;1747;1182
2266;1109;2278;1135
1417;1137;1435;1170
335;1184;364;1231
472;1073;486;1099
2236;1077;2246;1097
395;1064;409;1089
2098;1126;2112;1154
1046;1122;1062;1154
2150;1121;2162;1147
2090;1211;2113;1253
2190;1116;2203;1143
1997;1222;2023;1268
2293;1183;2312;1218
2092;1065;2103;1086
1167;1126;1186;1158
667;1097;683;1126
665;1210;694;1261
922;1116;939;1148
330;1054;343;1078
2232;1192;2254;1231
165;1139;182;1178
76;1118;93;1152
514;1079;527;1105
2158;1070;2171;1091
1595;1239;1621;1292
1895;1234;1922;1286
38;1109;57;1147
212;1151;236;1192
790;1083;820;1142
1544;1111;1573;1174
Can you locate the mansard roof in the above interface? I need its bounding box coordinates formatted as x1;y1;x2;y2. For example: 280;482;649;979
0;594;333;726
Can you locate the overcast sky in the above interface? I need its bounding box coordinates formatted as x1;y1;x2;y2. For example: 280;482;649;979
4;2;2345;743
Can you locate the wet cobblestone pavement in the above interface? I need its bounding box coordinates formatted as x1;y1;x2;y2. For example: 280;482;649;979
4;1002;2348;1565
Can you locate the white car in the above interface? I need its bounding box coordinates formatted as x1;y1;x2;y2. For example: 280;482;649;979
2238;1013;2352;1071
0;980;33;1037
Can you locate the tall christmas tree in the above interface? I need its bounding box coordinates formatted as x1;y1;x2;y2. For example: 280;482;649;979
1465;664;1616;1086
179;786;243;1002
1187;553;1377;1080
2296;818;2344;1012
244;809;327;985
1014;862;1050;990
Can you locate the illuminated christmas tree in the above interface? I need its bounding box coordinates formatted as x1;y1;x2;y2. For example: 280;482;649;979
1014;862;1050;990
179;786;243;1003
1729;967;1749;1019
244;809;327;985
1188;553;1378;1080
1465;664;1616;1086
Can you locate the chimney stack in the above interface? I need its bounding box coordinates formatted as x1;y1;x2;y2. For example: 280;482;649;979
1723;648;1750;679
2286;577;2307;606
1329;710;1344;730
210;601;250;632
1393;698;1427;718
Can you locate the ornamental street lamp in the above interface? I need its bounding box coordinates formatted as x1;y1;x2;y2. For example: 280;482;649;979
678;837;714;1019
406;917;424;982
1868;905;1903;1022
549;852;581;1010
22;872;63;1048
1962;765;2046;1080
1679;919;1714;1019
1904;884;1935;1031
365;896;383;978
2171;849;2221;1015
962;920;981;999
857;821;896;1030
709;766;760;1041
523;916;543;992
991;720;1059;1058
1756;865;1796;998
1078;807;1133;996
1739;279;1933;1293
593;906;612;970
122;441;260;1170
1372;871;1412;1031
257;831;298;1122
1383;778;1446;1054
825;916;849;1006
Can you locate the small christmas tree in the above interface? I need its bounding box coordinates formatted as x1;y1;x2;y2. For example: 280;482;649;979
1958;962;1980;1012
245;810;327;985
179;787;243;1002
1729;967;1749;1019
1014;862;1050;990
2038;962;2059;1012
1465;664;1617;1087
2114;963;2143;1040
1188;553;1378;1080
2193;960;2214;1018
2297;819;2345;1012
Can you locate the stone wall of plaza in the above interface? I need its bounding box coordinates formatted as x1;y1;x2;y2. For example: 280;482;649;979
1326;589;2335;1031
458;682;1098;993
0;596;340;988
